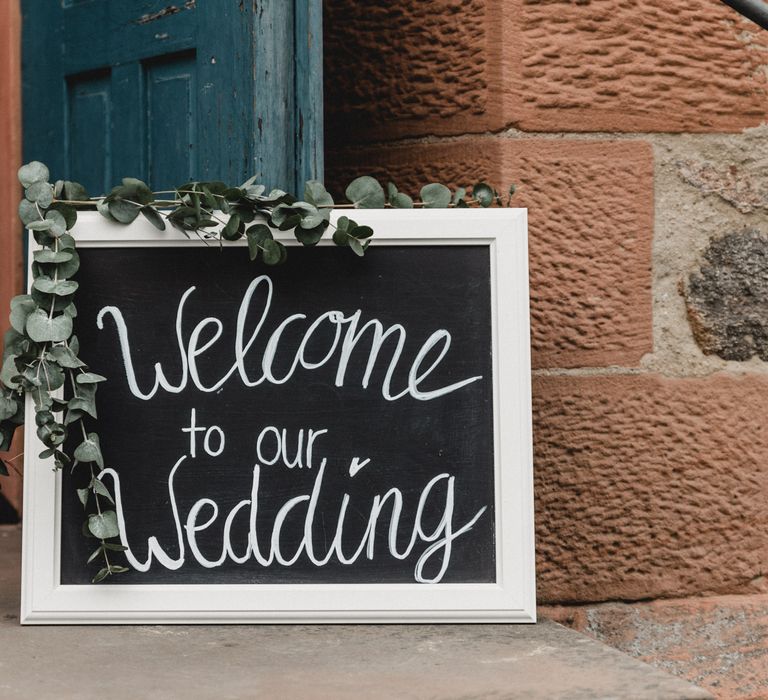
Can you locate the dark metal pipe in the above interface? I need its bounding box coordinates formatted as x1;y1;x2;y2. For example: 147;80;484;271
721;0;768;30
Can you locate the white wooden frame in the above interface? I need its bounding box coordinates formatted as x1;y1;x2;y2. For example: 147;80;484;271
21;208;535;624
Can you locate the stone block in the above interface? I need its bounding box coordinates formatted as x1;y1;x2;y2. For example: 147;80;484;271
324;0;768;141
327;138;654;369
534;373;768;604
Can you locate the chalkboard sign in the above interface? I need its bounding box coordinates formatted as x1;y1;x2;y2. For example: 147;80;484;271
21;209;534;624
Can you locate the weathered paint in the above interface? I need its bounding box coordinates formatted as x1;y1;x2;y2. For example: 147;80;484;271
0;0;23;515
22;0;322;193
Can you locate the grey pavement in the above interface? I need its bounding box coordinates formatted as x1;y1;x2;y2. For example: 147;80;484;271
0;526;712;700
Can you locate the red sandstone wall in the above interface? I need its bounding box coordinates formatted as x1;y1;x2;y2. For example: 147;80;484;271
325;1;768;697
0;0;23;515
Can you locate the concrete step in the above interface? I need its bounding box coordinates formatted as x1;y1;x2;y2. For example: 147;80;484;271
0;526;712;699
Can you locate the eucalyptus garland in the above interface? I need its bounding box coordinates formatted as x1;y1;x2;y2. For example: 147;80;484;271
0;161;515;582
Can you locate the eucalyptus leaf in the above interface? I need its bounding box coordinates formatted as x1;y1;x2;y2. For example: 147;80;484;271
48;345;84;369
304;180;333;221
141;206;166;231
0;396;17;421
18;161;49;188
77;488;89;507
262;239;283;265
49;203;78;230
90;477;114;504
25;181;53;208
45;209;67;236
332;227;349;247
87;545;104;564
350;225;374;239
18;199;41;225
76;372;107;384
25;309;73;343
68;396;97;419
345;176;386;208
246;224;273;261
74;433;104;468
33;249;73;264
349;238;365;257
62;181;89;202
295;223;326;246
96;199;116;222
33;277;78;296
108;198;141;224
27;219;53;231
0;355;20;389
221;214;243;241
9;296;37;334
420;183;451;208
473;182;495;208
88;510;119;539
391;192;413;208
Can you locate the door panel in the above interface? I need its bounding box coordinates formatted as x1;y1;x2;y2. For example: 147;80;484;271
23;0;322;194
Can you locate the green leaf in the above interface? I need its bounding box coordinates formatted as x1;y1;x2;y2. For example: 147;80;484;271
304;180;333;221
295;223;326;246
294;202;324;229
27;219;53;232
221;214;242;241
246;224;273;261
45;209;67;236
9;295;37;334
18;161;49;188
117;178;153;205
87;545;104;564
33;249;73;264
74;433;104;468
103;542;128;552
76;372;107;384
349;238;365;257
452;187;467;206
96;199;116;222
25;309;73;343
109;565;130;574
349;225;374;239
391;192;413;208
68;396;98;419
0;396;17;421
0;355;19;389
18;199;41;226
32;277;78;296
420;183;451;208
92;567;110;583
107;198;141;224
77;488;89;507
141;206;166;231
345;176;386;208
90;477;114;504
88;510;119;539
48;203;77;230
332;228;348;247
473;182;495;208
48;345;84;369
25;181;53;208
62;181;89;202
262;239;283;265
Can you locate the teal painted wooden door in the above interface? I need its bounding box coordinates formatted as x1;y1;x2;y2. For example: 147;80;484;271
22;0;322;195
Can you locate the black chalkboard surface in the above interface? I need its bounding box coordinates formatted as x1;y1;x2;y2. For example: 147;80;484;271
61;244;496;585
